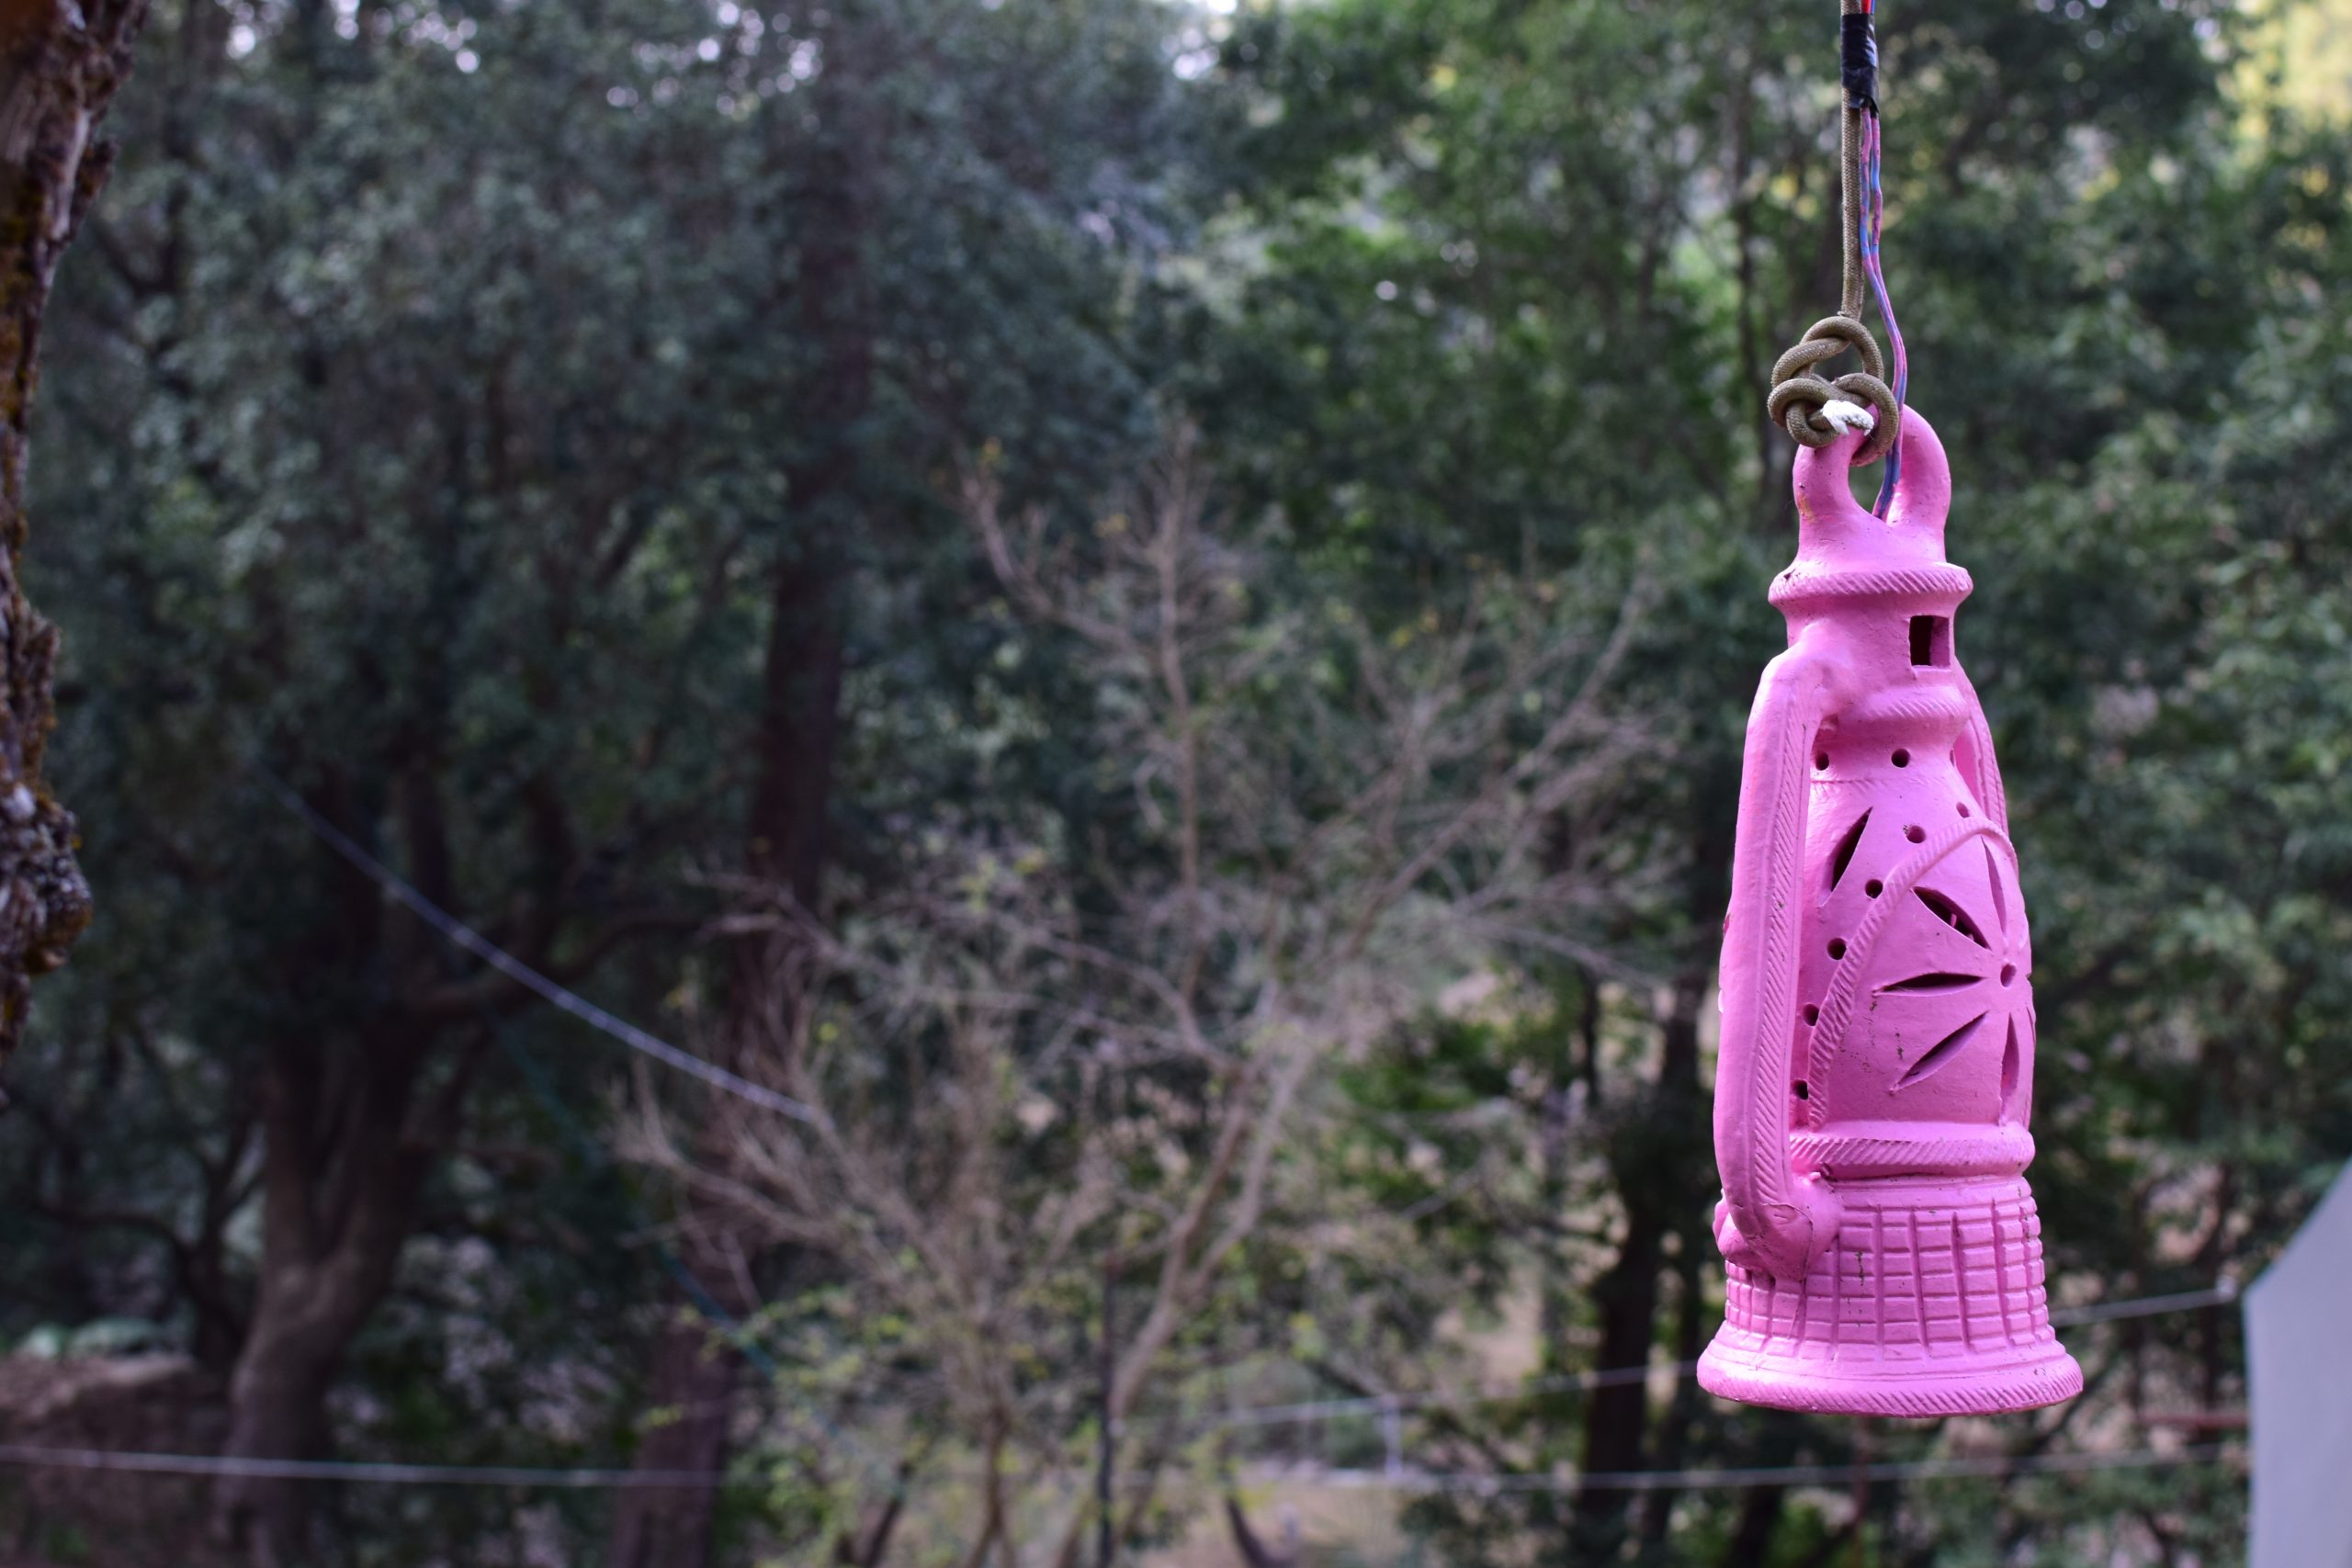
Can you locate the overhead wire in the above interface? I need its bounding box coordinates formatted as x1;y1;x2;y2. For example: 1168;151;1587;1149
0;1285;2236;1491
0;1438;2238;1495
1251;1442;2237;1496
254;762;905;1486
0;1446;734;1489
244;770;2244;1498
1205;1279;2240;1430
253;763;826;1126
483;1013;907;1492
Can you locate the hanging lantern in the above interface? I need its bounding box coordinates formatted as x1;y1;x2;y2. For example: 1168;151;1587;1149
1699;0;2079;1417
1697;412;2082;1416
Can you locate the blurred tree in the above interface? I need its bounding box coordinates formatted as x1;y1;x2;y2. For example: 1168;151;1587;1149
1191;0;2319;1559
630;433;1647;1561
0;0;2344;1563
34;0;820;1554
28;0;1209;1562
598;0;1203;1557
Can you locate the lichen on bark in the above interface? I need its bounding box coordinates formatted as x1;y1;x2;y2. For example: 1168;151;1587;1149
0;0;153;1063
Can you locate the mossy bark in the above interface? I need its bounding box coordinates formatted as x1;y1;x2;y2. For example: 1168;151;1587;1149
0;0;153;1062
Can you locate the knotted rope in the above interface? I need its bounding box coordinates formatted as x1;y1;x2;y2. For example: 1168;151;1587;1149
1768;0;1904;472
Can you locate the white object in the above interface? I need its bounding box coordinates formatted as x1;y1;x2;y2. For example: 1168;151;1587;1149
1819;399;1876;434
2247;1161;2352;1568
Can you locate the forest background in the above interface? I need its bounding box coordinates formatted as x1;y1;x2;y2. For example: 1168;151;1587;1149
0;0;2341;1562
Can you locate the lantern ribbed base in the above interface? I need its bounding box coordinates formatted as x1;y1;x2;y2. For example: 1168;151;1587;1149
1700;1174;2083;1417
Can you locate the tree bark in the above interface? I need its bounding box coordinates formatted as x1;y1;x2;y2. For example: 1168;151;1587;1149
607;1247;752;1568
608;79;869;1550
0;0;152;1061
1572;1184;1663;1555
1570;972;1708;1559
213;1015;442;1562
610;545;852;1568
1223;1495;1296;1568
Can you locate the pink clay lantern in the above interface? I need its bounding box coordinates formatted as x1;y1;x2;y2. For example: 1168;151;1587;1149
1698;409;2082;1417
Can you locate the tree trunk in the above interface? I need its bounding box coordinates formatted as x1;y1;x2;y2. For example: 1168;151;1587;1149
1535;974;1593;1360
1223;1495;1296;1568
610;547;850;1564
215;1245;418;1564
606;1253;749;1568
608;14;875;1554
0;0;152;1061
1571;973;1708;1558
1635;1241;1708;1555
608;553;846;1566
215;1302;344;1565
605;547;846;1568
213;1025;437;1562
1572;1186;1663;1556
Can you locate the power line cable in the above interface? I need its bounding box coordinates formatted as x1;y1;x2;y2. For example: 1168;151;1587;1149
485;1015;784;1382
1208;1279;2241;1429
2048;1281;2239;1327
253;764;899;1483
253;764;825;1126
0;1438;2235;1494
244;765;2247;1503
0;1284;2243;1494
1250;1442;2236;1495
484;1011;909;1493
0;1445;737;1489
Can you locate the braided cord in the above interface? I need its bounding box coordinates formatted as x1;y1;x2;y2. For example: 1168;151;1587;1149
1768;0;1903;470
1839;0;1868;322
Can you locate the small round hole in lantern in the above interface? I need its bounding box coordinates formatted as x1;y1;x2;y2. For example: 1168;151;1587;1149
1826;938;1847;959
1904;824;1925;843
1891;749;1909;767
1864;879;1883;897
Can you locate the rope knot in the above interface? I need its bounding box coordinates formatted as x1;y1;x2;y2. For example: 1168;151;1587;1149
1767;314;1900;464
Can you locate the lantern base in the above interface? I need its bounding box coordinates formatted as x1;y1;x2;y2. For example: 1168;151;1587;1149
1700;1173;2083;1417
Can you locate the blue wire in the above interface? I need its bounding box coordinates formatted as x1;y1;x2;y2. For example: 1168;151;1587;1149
1863;118;1907;518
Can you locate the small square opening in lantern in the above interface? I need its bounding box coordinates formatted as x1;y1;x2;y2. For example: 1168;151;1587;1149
1910;615;1952;668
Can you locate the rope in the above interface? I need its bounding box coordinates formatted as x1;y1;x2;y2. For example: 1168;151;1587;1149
1768;0;1902;469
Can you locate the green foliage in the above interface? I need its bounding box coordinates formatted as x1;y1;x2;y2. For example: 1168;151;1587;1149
0;0;2336;1561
